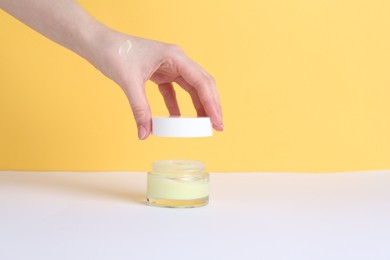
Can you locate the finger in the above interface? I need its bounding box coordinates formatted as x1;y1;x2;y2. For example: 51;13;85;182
158;83;181;116
177;58;223;131
196;66;222;117
122;79;152;140
202;69;222;122
175;77;206;117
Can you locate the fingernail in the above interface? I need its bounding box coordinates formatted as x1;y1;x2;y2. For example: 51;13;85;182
138;125;147;140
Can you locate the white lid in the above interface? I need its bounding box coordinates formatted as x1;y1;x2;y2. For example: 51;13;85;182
152;117;213;138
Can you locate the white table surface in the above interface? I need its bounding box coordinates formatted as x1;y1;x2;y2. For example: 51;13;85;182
1;170;389;260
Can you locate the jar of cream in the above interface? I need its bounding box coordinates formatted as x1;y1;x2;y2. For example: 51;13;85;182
148;116;213;208
147;160;209;208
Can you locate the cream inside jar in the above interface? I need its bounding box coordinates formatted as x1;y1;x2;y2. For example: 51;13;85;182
147;160;209;208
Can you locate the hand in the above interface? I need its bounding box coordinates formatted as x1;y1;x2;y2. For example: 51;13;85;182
88;31;223;140
0;0;222;140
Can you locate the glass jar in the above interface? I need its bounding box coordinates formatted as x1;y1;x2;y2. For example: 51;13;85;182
147;160;209;208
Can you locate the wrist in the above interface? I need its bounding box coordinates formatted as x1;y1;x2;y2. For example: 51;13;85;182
79;26;139;83
72;18;112;64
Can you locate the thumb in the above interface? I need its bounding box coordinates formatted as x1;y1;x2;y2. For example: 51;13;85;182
122;81;152;140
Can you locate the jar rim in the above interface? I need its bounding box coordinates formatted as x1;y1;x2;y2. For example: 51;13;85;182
152;160;205;174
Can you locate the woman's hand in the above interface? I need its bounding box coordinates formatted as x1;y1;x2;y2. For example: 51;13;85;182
0;0;223;140
89;32;223;139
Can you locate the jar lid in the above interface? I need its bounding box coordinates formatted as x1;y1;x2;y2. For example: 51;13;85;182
152;116;213;138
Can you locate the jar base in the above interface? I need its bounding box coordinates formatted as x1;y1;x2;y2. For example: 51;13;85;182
147;197;209;208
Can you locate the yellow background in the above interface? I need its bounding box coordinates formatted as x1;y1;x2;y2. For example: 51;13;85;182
1;0;389;172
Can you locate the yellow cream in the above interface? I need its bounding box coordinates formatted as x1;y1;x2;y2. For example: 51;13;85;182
147;174;209;200
146;160;209;208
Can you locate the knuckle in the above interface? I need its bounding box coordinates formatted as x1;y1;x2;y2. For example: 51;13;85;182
203;75;215;86
172;44;183;52
166;44;184;57
132;106;150;123
194;76;214;89
201;77;212;88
